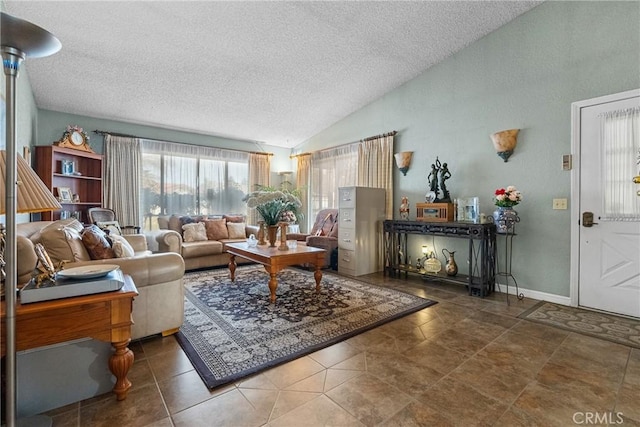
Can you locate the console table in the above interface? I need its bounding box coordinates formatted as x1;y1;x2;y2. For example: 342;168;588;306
1;275;138;401
384;220;496;297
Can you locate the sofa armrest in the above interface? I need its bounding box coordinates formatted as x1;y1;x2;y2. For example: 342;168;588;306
305;235;338;252
123;234;148;252
69;253;185;288
287;232;310;241
245;225;260;236
156;230;182;254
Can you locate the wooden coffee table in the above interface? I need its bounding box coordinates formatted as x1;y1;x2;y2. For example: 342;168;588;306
226;242;326;303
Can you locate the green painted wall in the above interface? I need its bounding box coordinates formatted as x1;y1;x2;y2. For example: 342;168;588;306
295;1;640;298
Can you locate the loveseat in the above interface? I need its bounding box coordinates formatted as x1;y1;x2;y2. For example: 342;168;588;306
17;219;185;340
287;208;339;268
155;214;259;271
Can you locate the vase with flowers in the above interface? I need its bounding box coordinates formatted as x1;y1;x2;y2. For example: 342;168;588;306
493;185;522;233
243;190;302;247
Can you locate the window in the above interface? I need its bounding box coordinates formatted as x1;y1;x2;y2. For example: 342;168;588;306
309;144;358;222
140;140;249;230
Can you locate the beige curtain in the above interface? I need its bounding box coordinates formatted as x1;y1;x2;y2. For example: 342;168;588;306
296;153;311;232
357;133;394;219
104;135;142;228
248;153;271;225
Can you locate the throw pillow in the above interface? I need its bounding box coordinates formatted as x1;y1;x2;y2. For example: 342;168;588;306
203;218;229;240
168;214;182;234
36;220;91;264
108;234;135;258
96;220;122;236
182;222;208;242
227;222;246;239
223;214;245;223
81;225;115;260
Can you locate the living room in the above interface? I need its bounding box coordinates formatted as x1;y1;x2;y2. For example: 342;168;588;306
2;1;639;426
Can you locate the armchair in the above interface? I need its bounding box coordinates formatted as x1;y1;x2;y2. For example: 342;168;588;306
288;208;339;268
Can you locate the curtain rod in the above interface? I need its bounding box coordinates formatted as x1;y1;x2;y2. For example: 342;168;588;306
92;129;273;156
290;130;397;158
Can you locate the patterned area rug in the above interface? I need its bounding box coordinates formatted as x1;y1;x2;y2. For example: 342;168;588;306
175;265;436;389
520;302;640;349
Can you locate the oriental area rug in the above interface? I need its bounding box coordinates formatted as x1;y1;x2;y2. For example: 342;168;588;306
520;302;640;349
175;265;436;389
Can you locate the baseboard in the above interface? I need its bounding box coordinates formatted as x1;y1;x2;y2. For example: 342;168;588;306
494;280;572;306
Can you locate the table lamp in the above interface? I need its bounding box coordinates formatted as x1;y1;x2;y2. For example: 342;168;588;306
2;11;61;427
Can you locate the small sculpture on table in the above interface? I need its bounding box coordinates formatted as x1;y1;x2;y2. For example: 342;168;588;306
32;243;66;287
399;196;410;220
439;162;452;203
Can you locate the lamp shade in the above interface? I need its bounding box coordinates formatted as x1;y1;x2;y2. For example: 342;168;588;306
394;151;413;176
0;150;61;214
490;129;519;162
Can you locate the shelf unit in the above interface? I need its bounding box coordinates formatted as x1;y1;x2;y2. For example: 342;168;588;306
383;220;496;297
34;145;103;222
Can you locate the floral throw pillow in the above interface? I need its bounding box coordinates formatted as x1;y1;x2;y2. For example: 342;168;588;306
182;222;208;242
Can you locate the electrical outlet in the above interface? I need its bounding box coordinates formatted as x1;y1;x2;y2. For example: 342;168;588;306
553;198;568;210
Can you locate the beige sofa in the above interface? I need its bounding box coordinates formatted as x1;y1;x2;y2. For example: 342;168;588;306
155;214;259;271
17;220;185;340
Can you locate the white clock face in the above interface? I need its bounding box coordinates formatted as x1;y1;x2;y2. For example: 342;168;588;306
71;131;83;146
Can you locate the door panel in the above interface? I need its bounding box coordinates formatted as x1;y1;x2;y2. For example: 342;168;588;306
579;94;640;318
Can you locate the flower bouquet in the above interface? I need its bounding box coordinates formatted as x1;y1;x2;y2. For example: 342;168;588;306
494;185;522;208
493;185;522;233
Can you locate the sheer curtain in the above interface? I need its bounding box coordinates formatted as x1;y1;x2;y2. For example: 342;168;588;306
248;152;271;225
104;135;142;228
600;107;640;220
357;133;394;219
310;143;358;221
296;153;311;232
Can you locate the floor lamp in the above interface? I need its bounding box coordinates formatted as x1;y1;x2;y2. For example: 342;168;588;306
1;12;61;427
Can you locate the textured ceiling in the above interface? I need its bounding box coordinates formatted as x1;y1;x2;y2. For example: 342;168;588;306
5;1;541;148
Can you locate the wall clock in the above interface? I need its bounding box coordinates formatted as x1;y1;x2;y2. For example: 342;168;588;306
54;125;94;152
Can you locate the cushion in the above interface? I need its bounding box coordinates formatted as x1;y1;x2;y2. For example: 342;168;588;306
227;222;246;239
36;220;91;264
108;234;135;258
96;220;122;236
182;222;208;242
223;214;245;223
81;225;115;260
168;215;182;234
204;218;229;240
157;215;170;230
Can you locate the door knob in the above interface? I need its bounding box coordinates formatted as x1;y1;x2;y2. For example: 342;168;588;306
582;212;598;227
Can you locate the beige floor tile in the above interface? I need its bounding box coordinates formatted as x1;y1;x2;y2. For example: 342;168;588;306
158;369;230;414
331;352;367;371
403;340;469;375
269;390;322;420
268;394;365;427
79;383;169;427
147;346;195;382
262;356;325;389
172;388;271;427
418;377;508;426
237;372;279;390
616;381;640;422
308;340;361;368
426;327;491;356
378;401;455;426
325;373;413;425
365;351;443;399
324;368;364;391
283;370;326;392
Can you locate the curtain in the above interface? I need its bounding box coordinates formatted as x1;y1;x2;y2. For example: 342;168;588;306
600;107;640;220
357;134;394;219
104;135;142;228
310;143;358;221
296;153;311;233
248;152;271;225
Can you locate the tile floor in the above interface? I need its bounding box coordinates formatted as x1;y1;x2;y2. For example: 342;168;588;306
46;273;640;426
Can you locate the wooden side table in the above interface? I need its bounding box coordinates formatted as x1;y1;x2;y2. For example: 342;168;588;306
1;275;138;401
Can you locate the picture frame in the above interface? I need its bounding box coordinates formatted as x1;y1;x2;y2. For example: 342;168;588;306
57;187;73;202
458;197;479;223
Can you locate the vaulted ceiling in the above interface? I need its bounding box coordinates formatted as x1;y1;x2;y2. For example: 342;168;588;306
5;1;541;148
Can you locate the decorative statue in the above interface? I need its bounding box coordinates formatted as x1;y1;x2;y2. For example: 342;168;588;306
428;163;439;196
399;196;410;220
439;162;452;202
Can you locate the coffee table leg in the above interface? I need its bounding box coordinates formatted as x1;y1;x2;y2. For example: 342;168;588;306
229;254;236;281
314;266;322;293
268;272;278;303
109;339;134;401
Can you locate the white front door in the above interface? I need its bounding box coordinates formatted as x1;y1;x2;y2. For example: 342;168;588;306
576;90;640;318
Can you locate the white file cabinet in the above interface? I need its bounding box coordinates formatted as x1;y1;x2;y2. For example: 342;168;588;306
338;186;386;276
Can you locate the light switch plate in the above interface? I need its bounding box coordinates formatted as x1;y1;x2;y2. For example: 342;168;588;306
553;198;568;210
562;154;572;171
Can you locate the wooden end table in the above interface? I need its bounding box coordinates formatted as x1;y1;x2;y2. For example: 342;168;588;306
225;242;326;303
1;275;138;401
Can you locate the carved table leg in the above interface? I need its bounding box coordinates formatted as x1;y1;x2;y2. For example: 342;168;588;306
268;272;278;303
109;339;134;401
314;266;323;293
229;254;236;281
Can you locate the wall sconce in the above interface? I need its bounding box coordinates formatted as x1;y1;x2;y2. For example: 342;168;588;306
394;151;413;176
490;129;519;162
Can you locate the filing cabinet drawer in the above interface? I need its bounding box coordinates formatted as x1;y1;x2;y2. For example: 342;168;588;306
338;187;355;208
339;208;355;229
338;248;357;271
338;229;355;250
